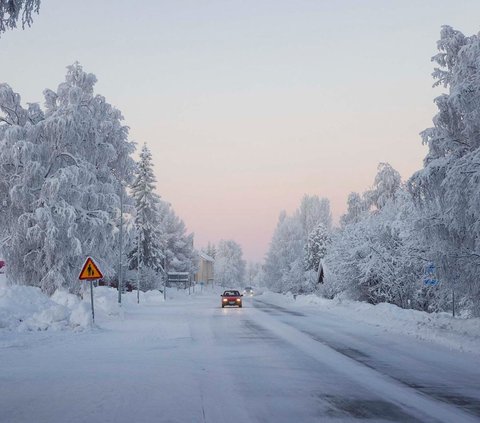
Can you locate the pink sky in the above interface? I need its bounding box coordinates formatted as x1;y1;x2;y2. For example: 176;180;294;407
139;89;431;261
2;1;480;261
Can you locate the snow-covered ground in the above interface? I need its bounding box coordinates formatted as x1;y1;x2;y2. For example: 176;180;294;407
1;283;479;422
0;274;164;334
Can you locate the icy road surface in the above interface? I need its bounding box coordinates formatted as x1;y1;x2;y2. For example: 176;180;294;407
1;291;480;423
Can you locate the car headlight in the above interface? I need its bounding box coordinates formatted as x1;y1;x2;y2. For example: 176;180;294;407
236;298;241;302
222;298;227;302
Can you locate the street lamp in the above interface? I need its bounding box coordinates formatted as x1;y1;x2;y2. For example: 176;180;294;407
118;181;124;304
136;215;143;304
110;169;127;305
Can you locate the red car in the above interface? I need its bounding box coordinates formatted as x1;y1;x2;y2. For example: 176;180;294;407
221;290;243;308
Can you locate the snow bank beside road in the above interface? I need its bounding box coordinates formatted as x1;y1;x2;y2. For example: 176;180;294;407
0;275;164;332
0;281;90;331
260;291;480;355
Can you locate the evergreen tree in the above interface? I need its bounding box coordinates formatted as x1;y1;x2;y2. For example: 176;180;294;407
304;223;329;272
129;144;164;290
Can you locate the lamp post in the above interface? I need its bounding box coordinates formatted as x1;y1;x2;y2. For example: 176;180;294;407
118;183;124;304
163;256;167;301
137;220;142;304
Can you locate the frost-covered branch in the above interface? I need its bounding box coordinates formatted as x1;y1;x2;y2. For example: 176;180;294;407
44;152;79;178
0;0;41;35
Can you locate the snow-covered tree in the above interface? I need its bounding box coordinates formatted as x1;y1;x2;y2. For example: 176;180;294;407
298;194;332;234
365;163;401;210
263;195;333;294
409;26;480;315
158;200;196;274
246;261;262;286
263;212;305;293
324;164;429;308
214;239;245;287
128;143;164;290
304;223;329;272
0;63;135;293
0;0;40;35
340;192;367;227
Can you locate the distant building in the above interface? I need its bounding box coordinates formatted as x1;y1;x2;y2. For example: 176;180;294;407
194;252;215;286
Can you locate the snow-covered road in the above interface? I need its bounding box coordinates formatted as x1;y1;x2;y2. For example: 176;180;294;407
1;291;479;423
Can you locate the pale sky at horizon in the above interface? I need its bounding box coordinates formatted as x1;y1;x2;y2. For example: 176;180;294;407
1;1;480;262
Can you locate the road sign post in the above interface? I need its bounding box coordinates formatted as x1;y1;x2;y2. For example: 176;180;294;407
90;280;95;322
79;257;104;324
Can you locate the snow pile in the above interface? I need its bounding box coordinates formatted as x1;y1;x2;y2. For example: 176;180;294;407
141;289;165;305
87;286;123;317
0;275;164;332
0;279;91;331
261;291;480;355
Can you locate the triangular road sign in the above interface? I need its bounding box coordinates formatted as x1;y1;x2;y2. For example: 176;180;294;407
79;257;103;280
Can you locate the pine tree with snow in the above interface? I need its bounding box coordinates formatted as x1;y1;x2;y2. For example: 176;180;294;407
304;223;329;272
128;143;164;290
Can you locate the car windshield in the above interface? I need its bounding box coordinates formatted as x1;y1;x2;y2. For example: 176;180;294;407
224;291;240;296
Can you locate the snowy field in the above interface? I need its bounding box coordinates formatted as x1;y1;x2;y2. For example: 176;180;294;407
1;281;480;422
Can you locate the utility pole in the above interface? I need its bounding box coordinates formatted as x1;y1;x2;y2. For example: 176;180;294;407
118;184;124;304
163;256;167;301
137;227;141;304
452;288;455;318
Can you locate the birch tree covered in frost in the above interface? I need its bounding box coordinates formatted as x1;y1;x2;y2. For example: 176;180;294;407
214;239;246;287
409;26;480;315
0;0;40;35
264;212;304;293
0;63;135;293
158;200;197;274
321;161;435;308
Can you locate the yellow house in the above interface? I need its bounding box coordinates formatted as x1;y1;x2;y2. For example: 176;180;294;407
195;251;215;286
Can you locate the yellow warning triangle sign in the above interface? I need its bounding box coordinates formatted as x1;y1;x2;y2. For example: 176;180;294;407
79;257;103;280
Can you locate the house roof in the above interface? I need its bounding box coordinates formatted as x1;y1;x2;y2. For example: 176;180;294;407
198;251;215;262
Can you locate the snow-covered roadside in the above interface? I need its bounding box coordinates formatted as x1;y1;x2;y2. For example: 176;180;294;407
259;291;480;355
0;274;164;333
